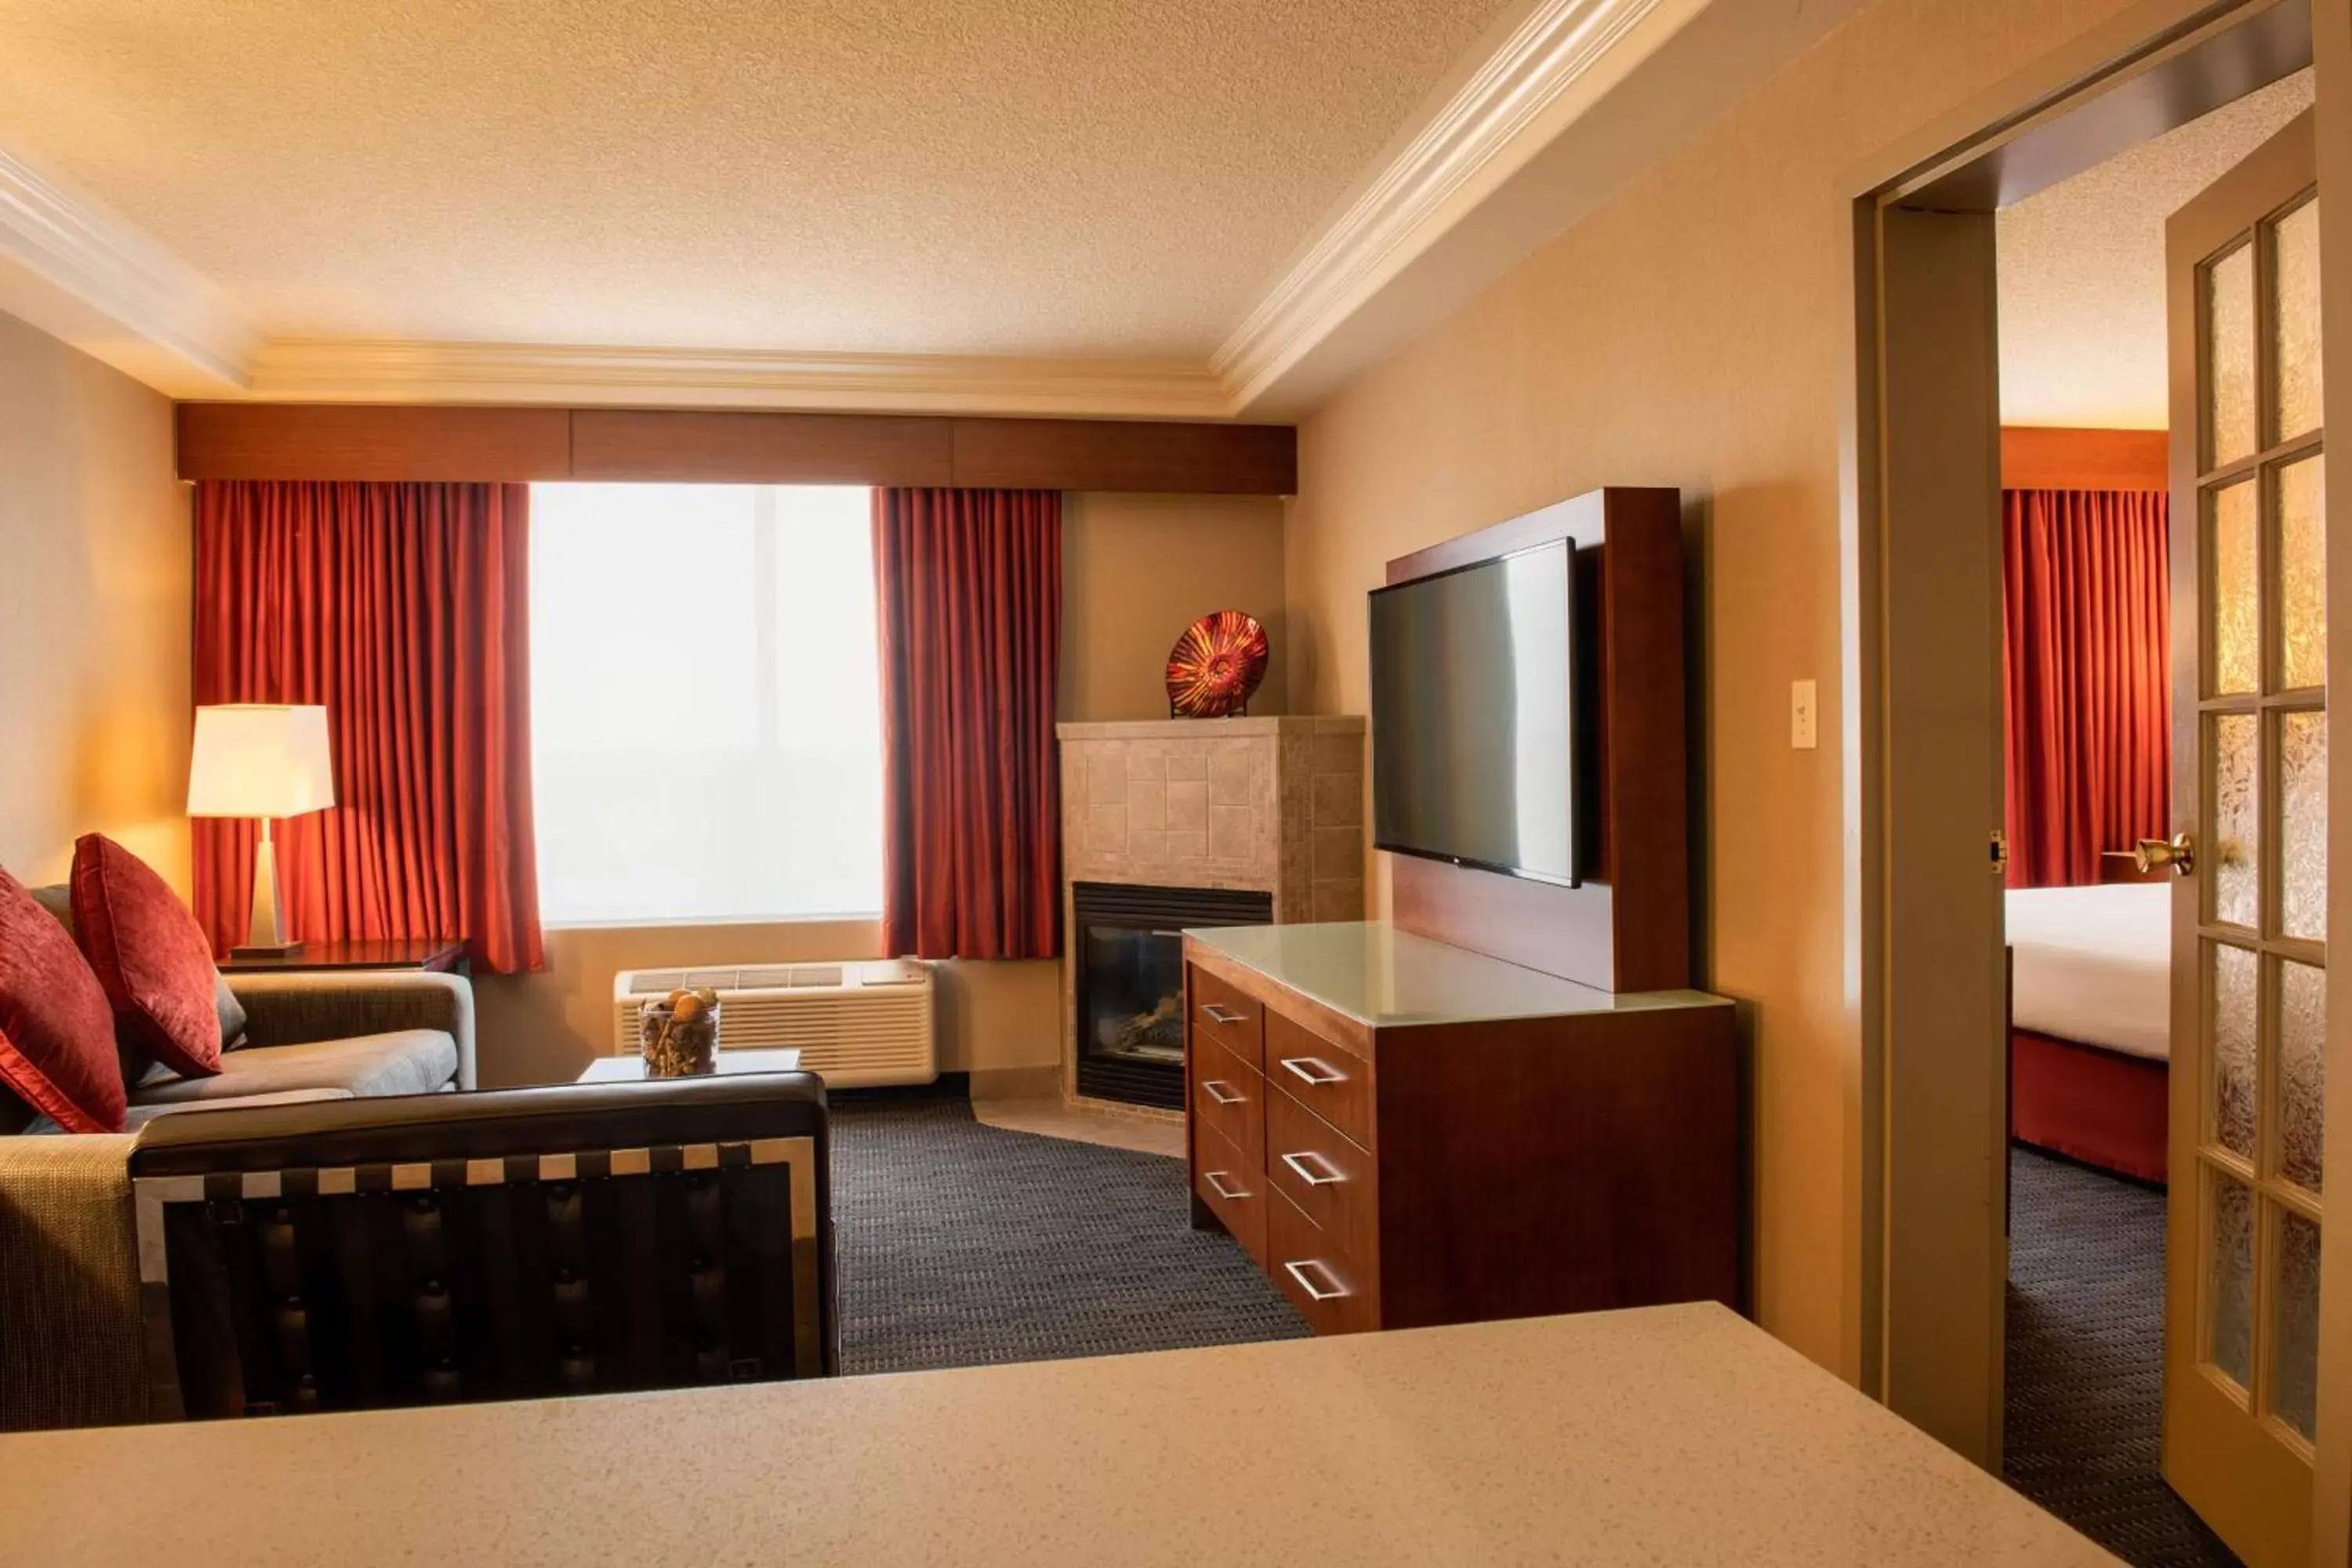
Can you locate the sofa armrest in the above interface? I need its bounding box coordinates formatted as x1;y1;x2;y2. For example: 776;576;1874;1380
0;1134;146;1432
128;1074;833;1417
227;971;477;1089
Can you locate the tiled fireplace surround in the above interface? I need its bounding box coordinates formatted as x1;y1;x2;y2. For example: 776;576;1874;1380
1056;717;1367;1109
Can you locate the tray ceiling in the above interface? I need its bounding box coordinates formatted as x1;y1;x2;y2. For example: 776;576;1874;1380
0;0;1512;359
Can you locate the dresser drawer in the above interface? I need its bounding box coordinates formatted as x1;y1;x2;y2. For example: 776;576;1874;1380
1189;964;1265;1070
1191;1037;1264;1160
1267;1185;1374;1334
1193;1120;1267;1267
1265;1010;1370;1149
1265;1083;1372;1247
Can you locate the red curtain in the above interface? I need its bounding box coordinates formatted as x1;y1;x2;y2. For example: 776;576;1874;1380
191;481;543;974
873;488;1062;959
2002;487;2172;887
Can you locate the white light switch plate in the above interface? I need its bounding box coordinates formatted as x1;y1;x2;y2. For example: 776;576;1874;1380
1790;679;1819;750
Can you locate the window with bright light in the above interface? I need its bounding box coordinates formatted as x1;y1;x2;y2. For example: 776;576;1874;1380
529;484;884;925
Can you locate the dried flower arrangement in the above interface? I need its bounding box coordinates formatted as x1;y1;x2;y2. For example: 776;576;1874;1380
640;986;722;1077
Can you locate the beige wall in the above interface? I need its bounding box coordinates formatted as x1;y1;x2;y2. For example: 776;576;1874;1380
1062;492;1287;720
477;490;1284;1089
0;308;190;895
476;917;1058;1094
1281;0;2145;1383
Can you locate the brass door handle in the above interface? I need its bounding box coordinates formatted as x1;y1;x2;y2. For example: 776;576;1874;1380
2106;833;2194;877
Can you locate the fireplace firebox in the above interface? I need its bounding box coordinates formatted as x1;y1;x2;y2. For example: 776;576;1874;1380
1072;881;1273;1108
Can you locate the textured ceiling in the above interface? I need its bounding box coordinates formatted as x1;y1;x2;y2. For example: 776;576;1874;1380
0;0;1514;358
1997;69;2314;430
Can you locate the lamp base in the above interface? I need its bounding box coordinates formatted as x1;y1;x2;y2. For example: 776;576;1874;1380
230;940;305;961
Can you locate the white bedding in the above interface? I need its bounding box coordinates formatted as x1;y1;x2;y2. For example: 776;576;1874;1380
2005;884;2172;1062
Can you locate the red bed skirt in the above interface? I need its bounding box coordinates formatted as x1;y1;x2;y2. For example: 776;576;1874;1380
2009;1028;2169;1183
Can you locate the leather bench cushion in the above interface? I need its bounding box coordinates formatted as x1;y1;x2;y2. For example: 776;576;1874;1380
128;1031;459;1107
132;1072;831;1174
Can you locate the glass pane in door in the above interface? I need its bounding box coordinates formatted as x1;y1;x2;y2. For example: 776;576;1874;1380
2213;481;2260;695
2212;713;2261;927
2281;958;2327;1192
2275;197;2324;443
2209;241;2259;466
2274;1208;2323;1439
2213;942;2260;1157
2281;711;2328;941
2210;1170;2259;1388
2281;452;2328;691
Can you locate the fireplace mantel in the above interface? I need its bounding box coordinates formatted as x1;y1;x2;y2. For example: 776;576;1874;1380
1056;715;1366;1106
1056;716;1366;913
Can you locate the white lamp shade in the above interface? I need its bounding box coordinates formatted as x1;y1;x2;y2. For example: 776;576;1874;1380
187;705;336;819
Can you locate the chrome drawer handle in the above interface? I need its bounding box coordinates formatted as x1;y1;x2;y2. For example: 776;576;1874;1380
1199;1004;1245;1026
1279;1056;1345;1087
1203;1170;1249;1202
1203;1080;1245;1106
1284;1259;1348;1303
1280;1150;1345;1187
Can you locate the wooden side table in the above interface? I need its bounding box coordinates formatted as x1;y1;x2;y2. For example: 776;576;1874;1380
216;938;470;976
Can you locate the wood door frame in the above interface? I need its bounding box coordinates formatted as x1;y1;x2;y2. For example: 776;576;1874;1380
1838;0;2352;1532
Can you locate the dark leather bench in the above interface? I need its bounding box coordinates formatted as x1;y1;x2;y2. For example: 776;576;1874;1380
126;1073;835;1420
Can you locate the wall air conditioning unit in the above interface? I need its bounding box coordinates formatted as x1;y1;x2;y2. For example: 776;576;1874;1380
612;960;936;1088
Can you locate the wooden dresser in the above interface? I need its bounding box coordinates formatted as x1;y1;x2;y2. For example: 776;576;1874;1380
1184;921;1738;1334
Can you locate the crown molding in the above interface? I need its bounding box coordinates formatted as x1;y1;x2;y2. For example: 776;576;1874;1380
0;0;1722;419
0;147;259;391
1211;0;1698;408
245;337;1234;419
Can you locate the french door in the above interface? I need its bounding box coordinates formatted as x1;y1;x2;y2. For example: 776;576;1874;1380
2163;107;2327;1568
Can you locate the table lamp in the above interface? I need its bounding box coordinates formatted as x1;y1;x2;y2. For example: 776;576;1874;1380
187;704;336;959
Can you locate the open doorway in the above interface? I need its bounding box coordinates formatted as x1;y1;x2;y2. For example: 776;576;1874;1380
1993;69;2312;1567
1849;2;2348;1566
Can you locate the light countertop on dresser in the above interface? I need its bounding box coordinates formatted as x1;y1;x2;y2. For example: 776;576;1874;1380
1185;919;1731;1028
0;1302;2108;1566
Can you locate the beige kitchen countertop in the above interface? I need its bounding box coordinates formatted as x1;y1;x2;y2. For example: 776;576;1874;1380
0;1301;2113;1566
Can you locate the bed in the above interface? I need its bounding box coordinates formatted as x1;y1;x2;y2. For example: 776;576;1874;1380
2005;882;2172;1182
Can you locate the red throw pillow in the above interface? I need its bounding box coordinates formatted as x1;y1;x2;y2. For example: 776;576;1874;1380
71;834;224;1080
0;867;127;1132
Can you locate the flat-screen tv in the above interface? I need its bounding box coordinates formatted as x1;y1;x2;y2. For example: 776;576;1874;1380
1368;538;1578;887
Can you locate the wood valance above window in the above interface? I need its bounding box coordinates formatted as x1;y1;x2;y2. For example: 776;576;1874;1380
174;404;1298;495
1998;426;2168;492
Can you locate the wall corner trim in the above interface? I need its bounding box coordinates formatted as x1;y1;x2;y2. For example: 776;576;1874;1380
0;148;260;390
1211;0;1678;408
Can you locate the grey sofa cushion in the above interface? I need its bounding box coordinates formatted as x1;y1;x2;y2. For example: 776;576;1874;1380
24;1087;357;1135
128;1030;459;1105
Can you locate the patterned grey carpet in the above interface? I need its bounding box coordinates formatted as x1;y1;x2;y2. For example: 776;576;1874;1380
2006;1147;2241;1567
830;1105;2240;1563
829;1096;1308;1374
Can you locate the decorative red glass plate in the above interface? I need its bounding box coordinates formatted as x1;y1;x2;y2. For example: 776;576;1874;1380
1165;610;1270;718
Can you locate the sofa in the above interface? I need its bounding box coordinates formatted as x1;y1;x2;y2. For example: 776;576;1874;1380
1;938;477;1430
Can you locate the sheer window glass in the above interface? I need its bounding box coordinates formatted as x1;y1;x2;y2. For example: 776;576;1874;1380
530;484;883;924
